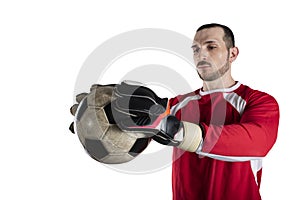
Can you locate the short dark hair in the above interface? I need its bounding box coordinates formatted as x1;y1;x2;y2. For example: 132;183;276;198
196;23;235;49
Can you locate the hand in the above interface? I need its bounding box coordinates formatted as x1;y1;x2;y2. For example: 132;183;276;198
112;81;169;131
69;92;88;133
112;81;203;152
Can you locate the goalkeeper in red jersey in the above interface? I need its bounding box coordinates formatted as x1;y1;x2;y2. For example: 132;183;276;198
111;23;280;200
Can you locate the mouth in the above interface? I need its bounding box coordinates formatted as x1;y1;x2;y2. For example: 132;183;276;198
197;61;211;69
197;65;211;69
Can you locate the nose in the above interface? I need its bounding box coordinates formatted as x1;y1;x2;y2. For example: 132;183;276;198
194;49;208;61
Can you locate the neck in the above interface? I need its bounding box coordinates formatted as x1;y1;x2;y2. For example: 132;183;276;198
202;71;236;91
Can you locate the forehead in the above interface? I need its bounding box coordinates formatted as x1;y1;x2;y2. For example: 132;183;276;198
193;27;225;45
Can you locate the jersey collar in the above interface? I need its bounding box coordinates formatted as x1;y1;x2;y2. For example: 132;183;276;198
199;81;241;96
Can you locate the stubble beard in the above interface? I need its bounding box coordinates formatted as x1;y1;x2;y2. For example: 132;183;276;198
198;58;230;82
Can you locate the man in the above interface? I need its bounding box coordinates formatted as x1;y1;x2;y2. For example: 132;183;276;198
70;23;279;200
111;23;279;200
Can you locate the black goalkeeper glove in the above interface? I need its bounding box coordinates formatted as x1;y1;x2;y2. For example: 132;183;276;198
112;81;203;152
69;93;88;133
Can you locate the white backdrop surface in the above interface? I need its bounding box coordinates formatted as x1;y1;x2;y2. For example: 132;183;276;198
0;0;298;199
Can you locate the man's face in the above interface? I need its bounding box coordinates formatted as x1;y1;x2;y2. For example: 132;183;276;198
192;27;230;81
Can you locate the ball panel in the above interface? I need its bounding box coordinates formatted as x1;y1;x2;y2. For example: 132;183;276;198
75;120;87;146
101;125;136;153
95;108;110;133
129;138;151;157
103;102;116;124
101;153;134;164
75;97;88;121
84;138;109;161
80;107;109;139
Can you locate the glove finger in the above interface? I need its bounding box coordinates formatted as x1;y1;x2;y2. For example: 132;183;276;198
152;132;180;146
70;104;79;116
114;82;143;96
152;134;170;145
115;96;155;112
90;84;102;91
114;82;168;111
162;115;182;138
104;101;144;126
90;83;116;92
115;82;157;100
76;93;88;103
116;118;158;137
104;102;130;124
114;99;166;121
111;99;151;119
114;94;166;114
69;122;75;134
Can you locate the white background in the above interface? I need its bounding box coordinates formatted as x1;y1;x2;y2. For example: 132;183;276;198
0;0;299;199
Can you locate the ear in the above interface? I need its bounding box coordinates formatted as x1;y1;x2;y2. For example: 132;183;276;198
229;47;239;63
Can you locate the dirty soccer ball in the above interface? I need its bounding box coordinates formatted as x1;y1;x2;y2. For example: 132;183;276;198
74;84;150;164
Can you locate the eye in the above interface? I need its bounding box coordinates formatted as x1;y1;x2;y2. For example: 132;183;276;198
193;47;200;54
207;45;217;50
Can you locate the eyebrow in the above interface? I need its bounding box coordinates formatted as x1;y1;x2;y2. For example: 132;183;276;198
204;40;218;44
191;40;219;48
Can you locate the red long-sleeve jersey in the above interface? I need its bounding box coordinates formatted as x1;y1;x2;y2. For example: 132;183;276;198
170;82;279;200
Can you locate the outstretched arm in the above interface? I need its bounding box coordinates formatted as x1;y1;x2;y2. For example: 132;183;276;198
197;92;279;161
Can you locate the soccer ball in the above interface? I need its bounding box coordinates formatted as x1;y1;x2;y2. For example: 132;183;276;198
74;84;151;164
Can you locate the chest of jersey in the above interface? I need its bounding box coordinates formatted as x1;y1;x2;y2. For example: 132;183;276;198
175;92;242;126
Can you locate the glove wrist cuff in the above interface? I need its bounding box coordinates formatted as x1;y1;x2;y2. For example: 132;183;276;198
178;122;203;152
